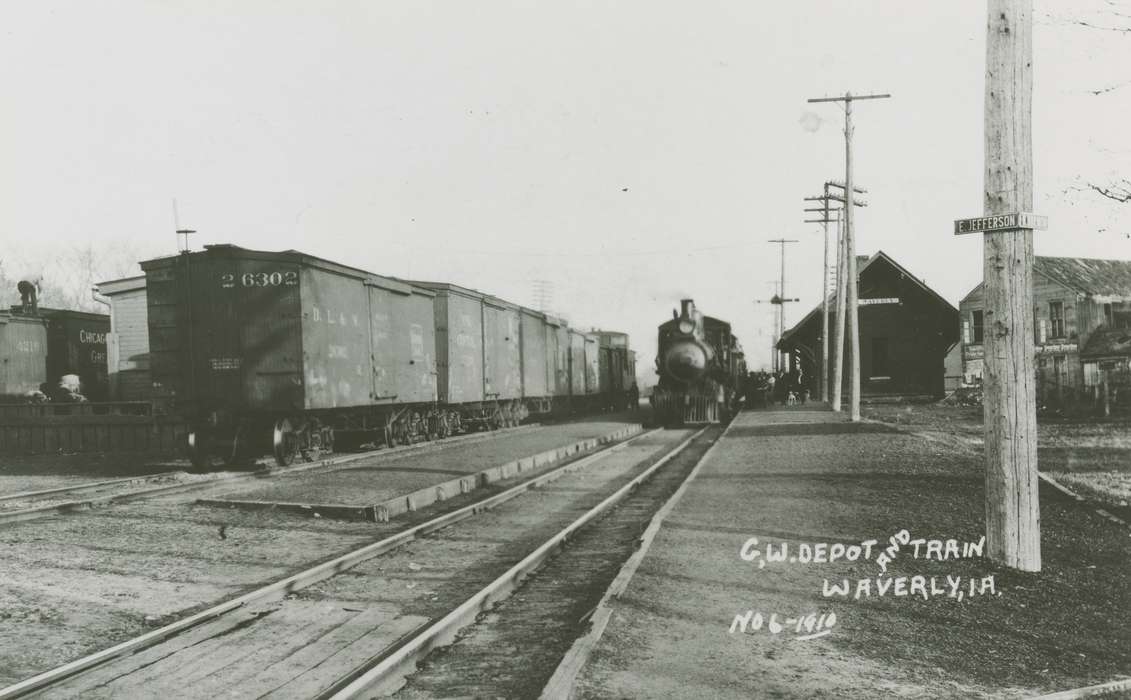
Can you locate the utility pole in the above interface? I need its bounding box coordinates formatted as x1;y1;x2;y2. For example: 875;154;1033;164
768;239;799;373
805;182;866;404
808;91;890;421
756;283;780;373
961;0;1041;571
756;281;797;374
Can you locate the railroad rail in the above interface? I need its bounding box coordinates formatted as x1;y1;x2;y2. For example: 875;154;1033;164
0;425;705;696
0;425;665;696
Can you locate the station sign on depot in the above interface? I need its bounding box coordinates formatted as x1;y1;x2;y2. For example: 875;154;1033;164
954;212;1048;235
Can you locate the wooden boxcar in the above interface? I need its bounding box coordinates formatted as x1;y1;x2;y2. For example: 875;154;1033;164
595;330;638;411
0;306;109;402
143;245;439;464
410;281;531;429
43;309;110;401
141;244;637;466
0;313;48;400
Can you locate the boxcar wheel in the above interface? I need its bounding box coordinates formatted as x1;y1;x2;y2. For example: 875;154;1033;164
299;421;323;463
273;419;298;467
187;430;221;471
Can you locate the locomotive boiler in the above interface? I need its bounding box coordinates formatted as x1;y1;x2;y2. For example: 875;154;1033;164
651;299;745;425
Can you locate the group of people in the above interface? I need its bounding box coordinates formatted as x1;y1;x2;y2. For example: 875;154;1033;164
743;368;809;407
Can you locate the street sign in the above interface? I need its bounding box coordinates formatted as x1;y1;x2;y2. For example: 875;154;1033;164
859;297;899;306
954;212;1048;235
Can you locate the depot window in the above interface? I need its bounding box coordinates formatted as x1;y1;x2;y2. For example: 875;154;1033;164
1049;301;1065;338
972;310;984;344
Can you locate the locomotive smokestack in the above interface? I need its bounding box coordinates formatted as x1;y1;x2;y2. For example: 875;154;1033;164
680;299;695;319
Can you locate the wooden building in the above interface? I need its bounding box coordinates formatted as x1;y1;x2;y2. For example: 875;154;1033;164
777;251;959;399
959;256;1131;405
95;275;152;401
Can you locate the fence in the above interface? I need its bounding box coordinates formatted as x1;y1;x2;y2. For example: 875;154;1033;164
0;402;187;454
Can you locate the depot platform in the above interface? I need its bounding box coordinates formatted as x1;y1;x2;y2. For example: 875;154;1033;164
561;407;1131;700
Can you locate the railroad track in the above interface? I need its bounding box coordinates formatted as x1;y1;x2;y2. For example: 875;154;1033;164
0;423;542;526
1;423;718;699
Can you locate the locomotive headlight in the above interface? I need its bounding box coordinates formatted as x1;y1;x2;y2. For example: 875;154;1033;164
678;319;695;334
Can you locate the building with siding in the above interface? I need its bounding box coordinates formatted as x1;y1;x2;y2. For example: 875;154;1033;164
95;275;151;400
958;256;1131;405
777;251;959;399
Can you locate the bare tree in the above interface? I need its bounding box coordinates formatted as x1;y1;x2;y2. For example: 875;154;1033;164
1;239;153;313
1087;179;1131;204
1045;2;1131;208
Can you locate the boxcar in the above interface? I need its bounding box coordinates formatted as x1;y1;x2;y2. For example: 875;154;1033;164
143;245;440;465
550;318;570;401
141;244;638;467
0;312;48;400
519;308;548;400
0;305;109;402
583;333;600;395
595;330;638;411
567;329;586;398
411;281;570;427
43;309;110;401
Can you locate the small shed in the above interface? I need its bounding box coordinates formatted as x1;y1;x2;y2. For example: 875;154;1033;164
95;275;151;400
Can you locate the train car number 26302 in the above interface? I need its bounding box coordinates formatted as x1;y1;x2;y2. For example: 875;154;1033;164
220;271;299;288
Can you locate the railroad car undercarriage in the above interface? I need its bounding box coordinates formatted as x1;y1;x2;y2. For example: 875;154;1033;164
186;398;549;468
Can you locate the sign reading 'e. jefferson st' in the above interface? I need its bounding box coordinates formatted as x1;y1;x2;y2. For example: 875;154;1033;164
953;212;1048;235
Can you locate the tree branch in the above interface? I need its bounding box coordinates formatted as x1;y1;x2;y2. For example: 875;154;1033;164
1088;180;1131;203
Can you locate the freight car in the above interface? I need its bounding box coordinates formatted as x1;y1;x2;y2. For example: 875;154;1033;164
650;299;745;425
0;285;110;402
142;245;635;467
594;330;638;411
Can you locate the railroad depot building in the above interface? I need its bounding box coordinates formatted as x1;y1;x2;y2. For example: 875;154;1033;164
777;251;959;399
959;256;1131;406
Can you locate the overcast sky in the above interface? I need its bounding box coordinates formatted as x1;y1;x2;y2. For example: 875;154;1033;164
2;1;1129;372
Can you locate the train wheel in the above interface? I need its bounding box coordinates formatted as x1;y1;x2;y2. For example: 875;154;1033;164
187;430;214;470
300;440;321;463
300;420;323;463
273;419;299;467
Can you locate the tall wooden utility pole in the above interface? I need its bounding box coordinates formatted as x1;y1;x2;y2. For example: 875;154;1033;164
804;192;836;402
806;182;866;404
980;0;1041;571
768;239;799;372
808;92;890;421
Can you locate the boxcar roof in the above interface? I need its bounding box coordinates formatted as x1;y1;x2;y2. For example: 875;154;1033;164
141;244;431;297
408;279;539;315
4;307;109;323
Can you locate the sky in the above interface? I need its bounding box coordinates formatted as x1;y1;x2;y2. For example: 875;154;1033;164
2;1;1129;374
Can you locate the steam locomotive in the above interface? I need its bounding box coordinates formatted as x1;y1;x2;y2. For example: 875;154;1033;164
650;299;745;425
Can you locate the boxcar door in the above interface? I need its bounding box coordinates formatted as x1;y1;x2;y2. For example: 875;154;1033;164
367;286;399;403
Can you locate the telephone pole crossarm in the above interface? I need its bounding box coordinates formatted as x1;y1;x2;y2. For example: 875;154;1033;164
806;90;891;421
